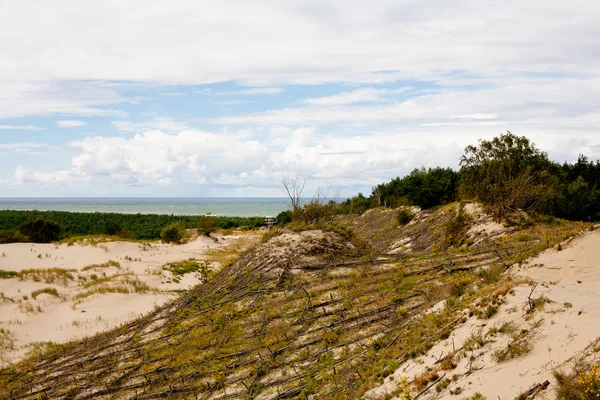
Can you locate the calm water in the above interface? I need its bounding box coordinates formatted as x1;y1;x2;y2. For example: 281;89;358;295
0;198;290;217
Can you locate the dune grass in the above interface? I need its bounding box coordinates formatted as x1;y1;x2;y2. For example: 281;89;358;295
81;260;121;271
30;288;60;300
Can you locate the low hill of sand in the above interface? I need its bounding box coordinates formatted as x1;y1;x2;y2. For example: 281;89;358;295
366;226;600;399
0;230;261;366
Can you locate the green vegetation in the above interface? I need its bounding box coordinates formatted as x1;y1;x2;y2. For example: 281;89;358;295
197;215;219;236
0;267;76;285
17;219;61;243
335;132;600;222
0;211;266;243
160;221;186;243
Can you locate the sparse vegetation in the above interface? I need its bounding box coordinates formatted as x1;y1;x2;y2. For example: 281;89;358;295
30;288;60;300
81;260;121;271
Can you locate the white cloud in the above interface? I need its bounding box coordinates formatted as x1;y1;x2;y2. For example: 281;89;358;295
225;87;284;96
213;77;600;131
56;120;87;128
112;118;190;133
303;88;411;106
0;125;43;131
1;0;598;89
9;126;600;195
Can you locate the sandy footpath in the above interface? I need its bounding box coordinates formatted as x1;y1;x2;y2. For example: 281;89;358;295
365;228;600;400
0;231;261;365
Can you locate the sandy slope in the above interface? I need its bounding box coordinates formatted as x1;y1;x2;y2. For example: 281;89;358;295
366;227;600;400
0;231;261;365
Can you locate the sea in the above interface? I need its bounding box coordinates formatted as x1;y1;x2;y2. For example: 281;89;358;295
0;198;291;217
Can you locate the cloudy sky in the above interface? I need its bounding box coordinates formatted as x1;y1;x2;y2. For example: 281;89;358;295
1;0;599;197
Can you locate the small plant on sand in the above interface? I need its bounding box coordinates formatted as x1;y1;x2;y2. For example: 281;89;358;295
449;273;474;297
462;393;486;400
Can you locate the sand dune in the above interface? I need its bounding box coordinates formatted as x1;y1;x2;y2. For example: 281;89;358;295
366;227;600;399
0;231;261;365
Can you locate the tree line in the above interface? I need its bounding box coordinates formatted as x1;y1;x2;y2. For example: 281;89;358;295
0;210;266;244
281;132;600;223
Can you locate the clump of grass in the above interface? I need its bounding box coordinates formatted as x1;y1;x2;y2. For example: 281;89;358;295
478;265;505;284
0;292;13;303
0;270;19;279
475;305;498;320
81;260;121;271
163;259;202;276
31;288;60;300
413;369;440;389
462;393;486;400
436;377;451;392
162;259;213;282
463;330;487;351
491;327;534;362
449;273;475;297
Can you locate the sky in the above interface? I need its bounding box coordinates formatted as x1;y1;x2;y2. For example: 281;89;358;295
1;0;599;197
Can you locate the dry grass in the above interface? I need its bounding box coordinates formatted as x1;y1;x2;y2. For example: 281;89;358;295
30;288;60;300
81;260;121;271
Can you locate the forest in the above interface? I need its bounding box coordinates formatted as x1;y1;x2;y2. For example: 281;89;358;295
0;211;265;243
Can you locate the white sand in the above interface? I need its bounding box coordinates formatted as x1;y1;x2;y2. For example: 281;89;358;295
365;228;600;399
0;231;261;365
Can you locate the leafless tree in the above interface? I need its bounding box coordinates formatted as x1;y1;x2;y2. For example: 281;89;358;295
281;174;308;212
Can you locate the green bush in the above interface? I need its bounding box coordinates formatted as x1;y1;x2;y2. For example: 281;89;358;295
0;230;28;244
197;216;218;236
275;210;292;226
161;222;185;244
397;209;413;225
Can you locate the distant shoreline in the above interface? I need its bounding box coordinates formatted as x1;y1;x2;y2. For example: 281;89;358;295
0;198;291;217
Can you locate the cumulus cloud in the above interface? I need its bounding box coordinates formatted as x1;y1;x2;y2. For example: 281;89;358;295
10;126;600;195
56;120;87;128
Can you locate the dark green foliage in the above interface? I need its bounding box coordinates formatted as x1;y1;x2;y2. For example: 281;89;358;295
397;209;413;225
275;210;291;225
0;210;265;241
337;193;374;214
18;219;61;243
197;216;218;236
103;221;121;236
0;230;27;244
459;132;553;219
160;222;185;243
460;133;600;221
373;167;460;209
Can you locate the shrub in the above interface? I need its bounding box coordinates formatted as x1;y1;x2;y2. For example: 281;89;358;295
18;219;61;243
275;210;292;226
197;216;218;236
161;222;185;243
0;230;28;244
397;209;413;225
